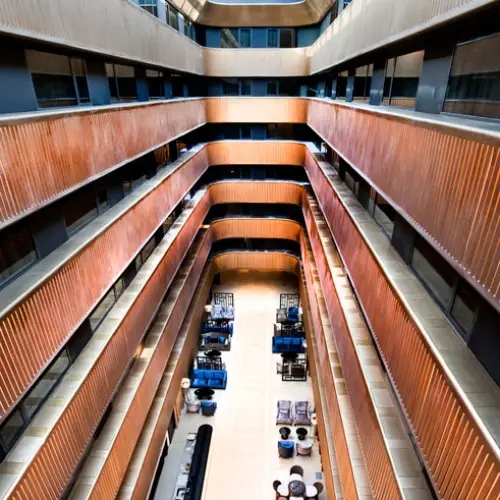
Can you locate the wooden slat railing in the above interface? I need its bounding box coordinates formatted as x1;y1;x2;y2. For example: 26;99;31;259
304;148;500;499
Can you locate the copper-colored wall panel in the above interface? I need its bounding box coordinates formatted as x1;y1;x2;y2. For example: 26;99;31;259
205;97;308;124
212;252;300;275
0;150;209;423
304;150;500;498
307;99;500;309
300;239;359;500
307;0;495;74
203;49;308;77
0;196;211;500
208;181;304;206
302;195;402;498
299;281;336;500
0;99;206;227
119;265;214;500
84;232;211;500
210;218;301;241
206;140;306;166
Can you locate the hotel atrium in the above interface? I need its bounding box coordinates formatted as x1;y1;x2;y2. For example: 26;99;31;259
0;0;499;498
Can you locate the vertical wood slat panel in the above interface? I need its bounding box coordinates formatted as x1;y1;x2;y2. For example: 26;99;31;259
210;218;301;242
307;99;500;307
0;99;206;227
1;195;210;500
300;234;360;500
302;195;402;499
0;141;305;425
0;150;209;423
303;149;500;499
119;265;215;500
85;231;212;500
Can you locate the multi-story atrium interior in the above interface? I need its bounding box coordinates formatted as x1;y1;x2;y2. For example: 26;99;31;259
0;0;499;498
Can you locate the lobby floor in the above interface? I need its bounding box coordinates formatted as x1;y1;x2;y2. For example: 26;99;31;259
153;270;325;500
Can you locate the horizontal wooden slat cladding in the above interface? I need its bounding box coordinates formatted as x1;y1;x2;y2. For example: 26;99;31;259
0;150;209;423
304;151;500;499
300;235;362;500
118;265;214;500
206;140;306;166
203;49;308;77
302;194;413;499
212;251;300;275
307;0;497;74
205;97;308;124
208;181;304;206
0;99;206;227
73;232;211;500
210;218;301;242
0;196;210;500
307;99;500;308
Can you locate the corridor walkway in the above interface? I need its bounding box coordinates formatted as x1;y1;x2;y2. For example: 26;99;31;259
154;270;324;500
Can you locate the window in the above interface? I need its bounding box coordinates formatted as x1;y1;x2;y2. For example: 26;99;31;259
444;33;500;119
267;80;278;96
71;58;90;103
89;287;117;331
221;29;239;48
241;125;252;139
26;50;77;108
63;187;99;235
267;124;277;139
22;349;70;419
353;64;373;102
373;194;396;238
0;410;25;450
168;5;178;30
451;281;479;336
411;237;456;309
279;28;295;48
138;0;158;16
239;29;251;48
115;64;137;102
336;71;348;99
222;79;240;96
0;225;37;287
241;80;252;96
141;236;156;263
280;80;296;96
147;69;164;99
267;29;278;48
384;51;424;109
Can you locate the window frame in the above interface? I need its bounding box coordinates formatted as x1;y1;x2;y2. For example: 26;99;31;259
239;28;252;48
267;28;279;48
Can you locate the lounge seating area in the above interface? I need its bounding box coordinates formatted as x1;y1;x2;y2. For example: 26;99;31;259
276;400;313;426
191;369;227;390
273;466;324;499
274;323;305;338
200;333;231;351
210;292;235;320
272;336;305;353
201;321;233;335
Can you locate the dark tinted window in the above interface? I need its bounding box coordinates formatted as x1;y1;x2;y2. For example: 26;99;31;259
147;69;164;99
0;225;37;287
241;80;252;95
27;51;77;108
221;29;239;48
451;281;479;336
336;71;348;99
279;28;295;48
267;29;278;48
444;33;500;119
239;29;251;48
63;187;99;234
373;194;396;238
222;79;240;96
267;80;278;95
411;237;456;308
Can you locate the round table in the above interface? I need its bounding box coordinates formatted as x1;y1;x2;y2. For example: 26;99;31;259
279;426;291;439
296;427;308;440
289;480;306;497
194;388;215;400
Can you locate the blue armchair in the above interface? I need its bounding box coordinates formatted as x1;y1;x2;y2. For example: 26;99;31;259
278;440;294;458
201;401;217;416
287;306;299;323
191;369;227;389
272;336;305;353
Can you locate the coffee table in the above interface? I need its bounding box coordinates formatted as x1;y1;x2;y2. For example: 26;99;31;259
281;352;299;362
296;427;308;441
205;349;222;358
194;388;215;400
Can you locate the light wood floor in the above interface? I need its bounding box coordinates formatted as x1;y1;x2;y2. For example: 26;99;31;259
154;270;325;500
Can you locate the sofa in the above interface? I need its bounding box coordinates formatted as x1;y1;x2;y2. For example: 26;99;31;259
191;369;227;389
202;321;233;335
200;333;231;351
272;336;305;353
287;306;300;323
